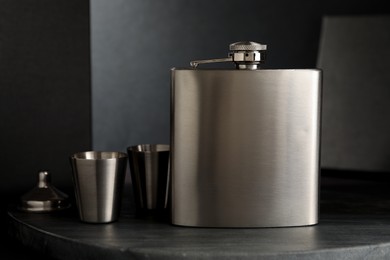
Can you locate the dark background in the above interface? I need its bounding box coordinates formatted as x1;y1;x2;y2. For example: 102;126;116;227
0;0;90;259
318;15;390;172
1;0;390;258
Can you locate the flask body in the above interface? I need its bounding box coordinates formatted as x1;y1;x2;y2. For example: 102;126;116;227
171;69;322;227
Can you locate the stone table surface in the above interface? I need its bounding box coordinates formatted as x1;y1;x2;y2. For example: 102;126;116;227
7;176;390;259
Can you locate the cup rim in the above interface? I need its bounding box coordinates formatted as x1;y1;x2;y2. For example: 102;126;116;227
127;144;170;153
71;151;127;160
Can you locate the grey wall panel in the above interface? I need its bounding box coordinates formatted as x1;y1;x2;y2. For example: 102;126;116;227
318;15;390;172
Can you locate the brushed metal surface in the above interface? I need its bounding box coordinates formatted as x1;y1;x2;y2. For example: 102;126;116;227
171;69;322;227
19;171;70;212
70;151;128;223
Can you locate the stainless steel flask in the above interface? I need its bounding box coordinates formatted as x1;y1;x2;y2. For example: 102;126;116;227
170;41;322;227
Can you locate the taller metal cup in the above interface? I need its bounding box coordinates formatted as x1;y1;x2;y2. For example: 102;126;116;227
70;151;128;223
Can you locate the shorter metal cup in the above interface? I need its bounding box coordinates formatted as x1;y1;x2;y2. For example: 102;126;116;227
70;151;128;223
127;144;170;219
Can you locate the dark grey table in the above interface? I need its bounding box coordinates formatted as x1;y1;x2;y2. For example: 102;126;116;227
7;175;390;259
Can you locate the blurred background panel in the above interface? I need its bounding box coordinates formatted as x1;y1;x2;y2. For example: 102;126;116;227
0;0;91;200
318;15;390;172
0;0;91;258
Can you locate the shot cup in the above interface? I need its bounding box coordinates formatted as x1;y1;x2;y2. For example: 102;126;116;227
127;144;170;219
70;151;128;223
